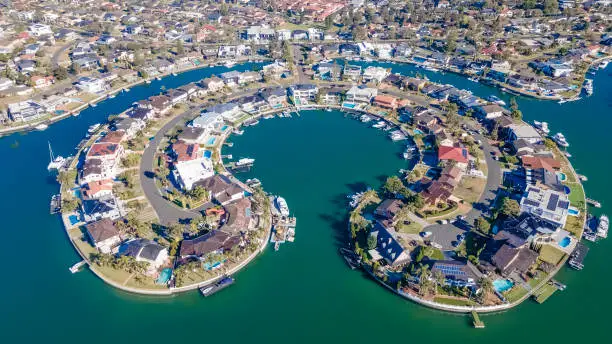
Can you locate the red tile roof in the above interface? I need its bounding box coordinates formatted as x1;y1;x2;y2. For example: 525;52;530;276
438;145;468;164
521;155;561;172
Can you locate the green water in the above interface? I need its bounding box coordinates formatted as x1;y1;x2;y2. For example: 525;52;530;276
1;64;610;342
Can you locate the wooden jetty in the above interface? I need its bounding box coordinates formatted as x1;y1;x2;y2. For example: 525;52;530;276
586;198;601;208
69;260;87;273
471;311;485;328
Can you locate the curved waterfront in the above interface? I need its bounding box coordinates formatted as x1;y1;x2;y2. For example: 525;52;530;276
1;64;610;343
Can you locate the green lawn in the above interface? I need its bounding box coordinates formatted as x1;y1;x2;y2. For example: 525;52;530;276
533;284;557;303
433;296;476;306
539;245;566;265
420;246;445;260
566;183;585;209
504;285;528;303
396;220;423;234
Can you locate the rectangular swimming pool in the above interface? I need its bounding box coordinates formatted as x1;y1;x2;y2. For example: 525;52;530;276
204;150;212;159
559;236;571;248
206;137;216;145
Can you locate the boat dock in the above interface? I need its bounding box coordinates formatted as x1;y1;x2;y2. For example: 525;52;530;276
199;276;235;297
69;260;87;273
50;194;61;214
586;198;601;208
471;311;485;328
532;283;557;304
569;242;589;270
583;214;599;242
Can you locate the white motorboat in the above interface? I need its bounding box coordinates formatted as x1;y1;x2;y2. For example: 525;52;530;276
156;76;162;81
360;115;372;123
35;123;48;131
597;215;609;238
372;121;386;129
233;129;244;135
390;130;407;141
275;196;290;217
88;123;101;134
583;79;593;96
534;121;550;134
487;95;506;106
552;133;569;147
235;158;255;167
224;61;236;68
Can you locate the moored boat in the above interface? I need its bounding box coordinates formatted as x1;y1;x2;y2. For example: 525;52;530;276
199;276;234;297
597;215;609;238
275;196;290;217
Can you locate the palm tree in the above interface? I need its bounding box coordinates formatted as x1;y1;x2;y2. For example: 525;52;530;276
477;276;494;304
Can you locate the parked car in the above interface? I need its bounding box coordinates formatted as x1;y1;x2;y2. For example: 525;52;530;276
420;231;432;238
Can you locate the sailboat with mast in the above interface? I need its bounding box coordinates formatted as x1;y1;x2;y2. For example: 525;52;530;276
47;142;66;172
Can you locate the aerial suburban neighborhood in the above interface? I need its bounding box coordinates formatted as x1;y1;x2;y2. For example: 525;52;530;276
0;0;610;336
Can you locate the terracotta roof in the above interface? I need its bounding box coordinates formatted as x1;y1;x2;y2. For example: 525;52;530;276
82;179;113;199
438;145;468;164
87;143;120;158
521;155;561;172
98;131;126;144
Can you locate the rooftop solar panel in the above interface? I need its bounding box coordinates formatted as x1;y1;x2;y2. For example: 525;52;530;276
547;194;559;211
558;201;570;209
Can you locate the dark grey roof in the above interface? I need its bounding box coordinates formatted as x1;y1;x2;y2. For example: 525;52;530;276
119;239;165;261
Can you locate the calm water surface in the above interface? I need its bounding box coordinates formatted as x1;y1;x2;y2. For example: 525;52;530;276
0;63;609;342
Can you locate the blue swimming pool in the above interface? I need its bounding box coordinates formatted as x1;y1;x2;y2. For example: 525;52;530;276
556;172;567;181
204;150;212;159
564;185;571;194
221;125;229;131
206;137;216;145
413;129;424;135
342;102;356;109
568;207;580;216
68;215;80;225
493;279;514;293
559;236;571;248
156;268;172;285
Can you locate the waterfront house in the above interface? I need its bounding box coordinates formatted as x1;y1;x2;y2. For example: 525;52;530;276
85;218;121;254
166;89;189;104
171;141;201;163
98;131;126;144
438;145;469;168
238;95;269;114
243;25;276;42
476;104;505;120
220;71;242;87
199;76;224;93
81;179;114;200
118;239;169;272
223;198;253;232
339;43;361;56
195;175;244;205
260;87;287;108
191;112;223;135
177;127;207;144
112;118;145;137
75;77;106;94
345;85;378;103
86;142;125;178
506;123;542;144
149;95;172;114
373;95;399;110
369;221;411;267
319;87;345;105
82;196;122;223
374;199;404;221
289;84;319;105
520;186;570;228
179;230;241;259
316;62;342;81
173;158;215;191
80;159;105;184
342;64;362;81
362;66;390;84
430;260;482;288
203;103;243;124
491;244;539;277
7;100;46;122
128;106;154;122
402;78;427;91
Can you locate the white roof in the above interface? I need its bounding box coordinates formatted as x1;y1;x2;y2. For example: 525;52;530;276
174;159;214;190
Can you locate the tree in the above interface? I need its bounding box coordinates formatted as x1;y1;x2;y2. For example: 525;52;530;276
523;0;536;9
166;223;183;240
384;176;406;196
474;217;491;234
367;234;377;250
500;197;521;217
543;0;559;15
188;185;208;202
445;30;458;53
61;198;80;212
52;66;68;80
121;153;141;168
477;276;494;303
176;40;185;55
57;170;77;186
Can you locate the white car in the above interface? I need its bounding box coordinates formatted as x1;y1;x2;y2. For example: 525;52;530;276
420;231;433;238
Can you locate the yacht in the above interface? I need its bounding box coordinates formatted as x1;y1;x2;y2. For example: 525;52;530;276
123;88;130;92
35;123;48;131
171;72;178;76
534;121;550;134
263;114;274;119
88;123;101;134
47;142;66;172
233;129;244;135
224;61;236;68
390;130;407;141
275;196;290;217
156;76;162;81
597;215;609;238
360;115;372;123
235;158;255;167
145;79;151;84
403;146;416;159
468;76;479;82
372;121;386;129
108;93;115;99
583;79;593;96
487;95;506;106
199;276;234;297
599;60;609;69
552;133;569;147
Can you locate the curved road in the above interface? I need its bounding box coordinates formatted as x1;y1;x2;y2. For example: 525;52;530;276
139;106;204;225
425;129;502;249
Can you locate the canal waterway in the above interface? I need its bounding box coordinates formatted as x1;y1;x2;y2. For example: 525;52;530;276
0;62;609;343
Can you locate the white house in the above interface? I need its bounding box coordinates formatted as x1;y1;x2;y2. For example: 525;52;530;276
346;86;378;103
191;111;224;134
29;24;53;36
362;66;390;84
173;158;215;191
76;77;107;94
7;101;47;122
